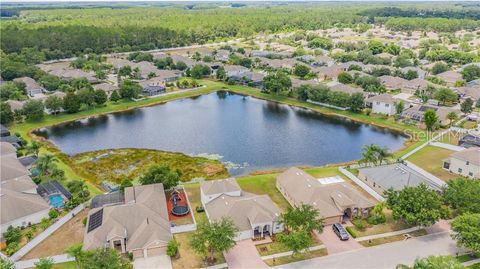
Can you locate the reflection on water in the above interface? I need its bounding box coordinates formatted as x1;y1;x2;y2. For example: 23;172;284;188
35;92;406;175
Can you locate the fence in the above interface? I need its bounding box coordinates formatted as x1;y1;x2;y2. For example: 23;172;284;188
11;204;85;261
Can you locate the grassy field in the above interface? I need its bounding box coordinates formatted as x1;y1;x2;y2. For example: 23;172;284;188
358;229;427;247
263;248;328;266
407;145;458;181
172;232;225;269
71;148;228;184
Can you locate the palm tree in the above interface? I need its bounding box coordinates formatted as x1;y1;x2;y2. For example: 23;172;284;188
446;111;458;127
65;244;83;269
361;144;379;165
377;146;392;165
26;141;41;157
36;154;58;176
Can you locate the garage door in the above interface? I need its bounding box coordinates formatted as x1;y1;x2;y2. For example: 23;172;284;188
147;246;166;257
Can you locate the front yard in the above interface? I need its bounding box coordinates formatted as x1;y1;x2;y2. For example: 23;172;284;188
346;210;412;238
358;229;427;247
407;145;458;181
263;248;328;266
171;232;225;269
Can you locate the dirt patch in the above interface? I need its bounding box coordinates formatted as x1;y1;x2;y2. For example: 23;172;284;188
22;209;89;260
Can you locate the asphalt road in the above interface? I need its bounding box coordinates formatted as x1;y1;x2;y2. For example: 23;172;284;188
276;231;462;269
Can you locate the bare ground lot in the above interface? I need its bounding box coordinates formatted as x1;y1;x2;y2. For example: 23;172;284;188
22;209;89;260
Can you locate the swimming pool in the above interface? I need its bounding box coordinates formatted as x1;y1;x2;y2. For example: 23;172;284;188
49;194;65;208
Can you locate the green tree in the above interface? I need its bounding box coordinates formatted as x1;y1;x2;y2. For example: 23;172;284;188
293;64;311;79
446;111;458;126
361;144;392;165
139;165;181;190
295;85;310;101
22;99;44;121
119;178;133;192
77;248;130;269
0;102;14;124
277;230;312;256
349;93;364;112
338;72;353;84
451;213;480;253
281;204;324;234
190;64;211;79
63;92;81;113
262;71;292;94
385;184;446;227
433;88;457;105
65;244;84;269
384;43;400;55
461;64;480;82
110;90;120;102
45;95;63;114
3;226;22;245
37;154;58;176
26;141;41;157
118;65;132;77
77;88;95;107
460;98;474;113
397;255;465;269
423;110;438;131
403;70;418;80
443;178;480;214
368;40;385;54
35;257;54;269
395;100;405;116
119;79;142;99
189;218;238;264
216;66;227;80
0;257;15;269
308;37;333;50
94;90;108;106
166;238;179;258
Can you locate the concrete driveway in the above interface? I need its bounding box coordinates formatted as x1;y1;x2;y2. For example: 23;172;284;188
316;225;363;254
133;255;172;269
224;240;268;269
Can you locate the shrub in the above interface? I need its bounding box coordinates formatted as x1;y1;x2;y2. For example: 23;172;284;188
166;239;179;258
48;209;59;220
352;218;368;230
345;226;357;238
82;217;87;226
367;214;386;225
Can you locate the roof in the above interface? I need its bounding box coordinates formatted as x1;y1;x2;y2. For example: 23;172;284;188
13;77;45;92
84;183;172;251
277;167;375;219
436;70;462;83
366;93;395;104
1;156;30;182
330;83;363;95
358;164;442;191
94;83;117;93
205;192;281;231
1;188;50;225
449;148;480;166
90;191;125;208
0;142;16;157
5;100;25;111
201;178;241;196
18;155;37;167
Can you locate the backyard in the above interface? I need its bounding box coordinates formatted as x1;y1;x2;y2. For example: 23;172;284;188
407;145;458;181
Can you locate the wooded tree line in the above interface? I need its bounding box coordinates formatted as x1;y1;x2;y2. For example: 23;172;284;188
360;7;480;20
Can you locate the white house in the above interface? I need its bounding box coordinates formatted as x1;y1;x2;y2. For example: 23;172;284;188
443;148;480;179
365;93;397;116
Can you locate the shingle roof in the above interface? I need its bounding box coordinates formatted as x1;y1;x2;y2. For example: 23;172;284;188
450;148;480;166
201;178;241;196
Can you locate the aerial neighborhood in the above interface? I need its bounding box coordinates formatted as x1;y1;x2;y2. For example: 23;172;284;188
1;2;480;269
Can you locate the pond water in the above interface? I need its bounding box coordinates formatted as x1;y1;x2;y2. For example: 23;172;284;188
35;91;406;175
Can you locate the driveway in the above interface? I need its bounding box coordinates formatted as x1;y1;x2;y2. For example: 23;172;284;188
276;231;462;269
133;255;172;269
224;240;268;269
316;225;363;254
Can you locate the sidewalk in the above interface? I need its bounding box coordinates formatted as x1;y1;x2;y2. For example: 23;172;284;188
355;226;423;242
430;142;465;152
15;254;74;269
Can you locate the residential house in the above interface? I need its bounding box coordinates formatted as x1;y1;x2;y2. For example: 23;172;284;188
1;153;50;236
13;77;45;97
402;78;429;94
37;180;72;208
358;163;443;195
201;178;283;241
156;70;182;83
401;105;460;125
454;86;480;102
379;75;407;90
329;83;364;95
94;83;118;96
315;65;344;81
365;93;397;116
436;70;463;86
276;167;375;225
443;148;480;179
0;124;22;148
224;65;250;79
291;78;318;89
83;184;172;258
139;77;166;96
5;100;25;113
401;67;427;79
214;49;231;62
458;134;480;148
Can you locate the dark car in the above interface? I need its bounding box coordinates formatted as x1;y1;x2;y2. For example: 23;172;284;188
333;223;350;241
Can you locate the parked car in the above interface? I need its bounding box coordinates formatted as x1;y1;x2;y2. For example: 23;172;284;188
333;223;350;241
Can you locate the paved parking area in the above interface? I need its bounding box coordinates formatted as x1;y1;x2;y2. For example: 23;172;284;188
224;239;268;269
316;225;364;254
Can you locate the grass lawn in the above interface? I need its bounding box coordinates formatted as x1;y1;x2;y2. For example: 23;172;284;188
172;232;225;269
348;210;413;237
182;183;207;223
263;248;328;266
437;131;461;145
22;209;89;260
407;145;458;181
456;253;479;263
358;229;427;247
256;234;321;256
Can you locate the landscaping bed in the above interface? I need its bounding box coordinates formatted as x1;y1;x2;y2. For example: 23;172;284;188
71;148;228;184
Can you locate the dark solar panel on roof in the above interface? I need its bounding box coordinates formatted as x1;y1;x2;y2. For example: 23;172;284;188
87;208;103;233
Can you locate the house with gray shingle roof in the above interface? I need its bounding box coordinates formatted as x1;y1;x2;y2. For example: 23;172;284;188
358;163;443;195
277;167;375;225
13;77;45;97
201;178;283;241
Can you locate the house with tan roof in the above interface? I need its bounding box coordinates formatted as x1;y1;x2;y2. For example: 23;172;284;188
1;151;50;236
83;183;172;258
276;167;375;225
314;65;345;81
94;83;118;96
13;77;45;97
436;70;463;86
201;178;283;241
401;104;461;126
443;148;480;179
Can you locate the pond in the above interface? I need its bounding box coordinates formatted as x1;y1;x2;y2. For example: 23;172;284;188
35;91;407;175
